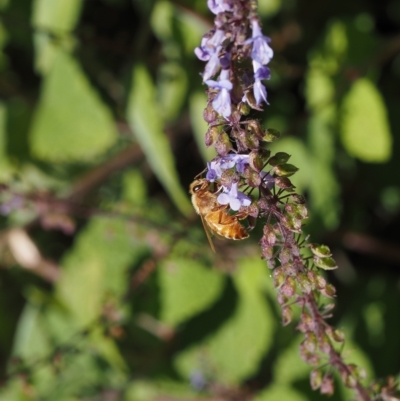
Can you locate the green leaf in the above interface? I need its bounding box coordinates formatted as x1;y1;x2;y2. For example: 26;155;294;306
158;62;188;122
32;0;82;73
189;91;216;162
174;257;275;384
12;302;50;359
57;217;147;328
32;0;83;32
253;384;308;401
340;78;392;162
126;64;192;216
29;51;117;162
273;335;310;384
305;68;335;112
159;258;224;326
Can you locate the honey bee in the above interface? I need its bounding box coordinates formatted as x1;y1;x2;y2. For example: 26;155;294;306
189;178;249;252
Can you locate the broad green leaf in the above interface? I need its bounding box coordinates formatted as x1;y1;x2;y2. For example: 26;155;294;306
189;91;216;162
29;51;117;162
126;64;191;216
308;157;340;229
124;379;198;401
273;335;310;384
254;384;308;401
0;21;8;71
309;21;348;75
122;169;147;206
174;257;275;384
305;68;335;112
158;62;188;122
151;1;207;58
32;0;82;74
57;217;147;328
307;112;340;230
0;379;30;401
32;0;83;32
12;302;50;359
0;103;5;155
159;258;224;326
340;78;392;162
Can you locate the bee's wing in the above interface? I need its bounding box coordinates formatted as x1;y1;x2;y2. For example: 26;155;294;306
205;209;249;240
200;214;216;253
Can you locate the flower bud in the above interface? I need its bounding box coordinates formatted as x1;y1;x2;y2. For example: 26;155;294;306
205;126;220;147
320;374;334;395
273;163;299;177
314;256;338;270
279;248;291;265
275;177;293;189
281;277;296;297
281;215;302;233
310;369;323;390
263;128;281;142
249;150;265;171
238;102;251;116
203;104;218;123
246;120;263;138
215;132;232;156
268;152;290;166
291;194;306;204
282;306;293;326
321;283;336;298
243;166;261;187
310;243;332;258
273;267;285;287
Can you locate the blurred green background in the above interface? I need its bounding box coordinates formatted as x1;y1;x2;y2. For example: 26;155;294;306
0;0;399;400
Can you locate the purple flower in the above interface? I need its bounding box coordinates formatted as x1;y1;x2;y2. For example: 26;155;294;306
195;30;226;81
217;182;251;211
252;61;270;105
206;160;223;181
207;0;234;14
254;79;268;105
261;171;275;189
249;19;273;65
207;154;250;179
205;70;233;118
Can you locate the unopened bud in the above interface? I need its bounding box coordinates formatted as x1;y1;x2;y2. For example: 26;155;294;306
268;152;290;166
314;256;338;270
215;132;232;156
238;102;251;115
205;126;220;147
310;369;323;390
263;128;281;142
273;163;299;177
203;104;217;123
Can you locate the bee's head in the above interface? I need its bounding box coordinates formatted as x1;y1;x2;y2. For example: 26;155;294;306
189;178;208;194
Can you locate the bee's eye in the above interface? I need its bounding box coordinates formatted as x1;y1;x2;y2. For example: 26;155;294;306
193;185;202;192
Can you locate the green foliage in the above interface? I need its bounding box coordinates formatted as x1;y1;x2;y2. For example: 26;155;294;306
0;1;399;401
126;64;191;216
159;258;224;326
340;78;392;162
175;258;275;384
30;51;118;162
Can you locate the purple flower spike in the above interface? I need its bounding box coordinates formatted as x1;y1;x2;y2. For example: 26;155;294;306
250;19;274;65
206;160;223;181
202;50;222;81
254;79;268;105
217;182;251;211
207;0;234;14
206;70;233;118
